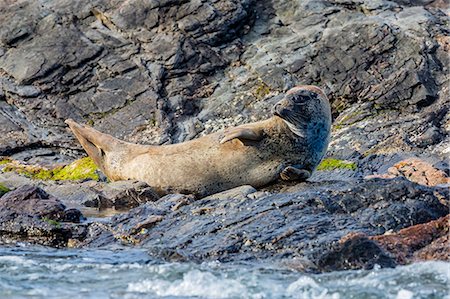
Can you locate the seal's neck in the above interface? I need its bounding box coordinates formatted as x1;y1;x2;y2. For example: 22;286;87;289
282;119;305;138
270;115;306;138
268;116;304;138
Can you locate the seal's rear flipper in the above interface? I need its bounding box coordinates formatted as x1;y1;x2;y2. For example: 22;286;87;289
65;119;121;171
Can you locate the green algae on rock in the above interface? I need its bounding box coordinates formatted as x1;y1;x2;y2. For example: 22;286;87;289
252;80;271;100
0;159;12;165
2;162;56;180
52;157;99;181
0;183;10;196
1;157;99;181
317;158;357;171
41;217;61;228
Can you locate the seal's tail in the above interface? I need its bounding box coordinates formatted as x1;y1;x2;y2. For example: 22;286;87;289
65;119;122;171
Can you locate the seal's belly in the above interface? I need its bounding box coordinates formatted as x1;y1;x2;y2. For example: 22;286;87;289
123;137;284;196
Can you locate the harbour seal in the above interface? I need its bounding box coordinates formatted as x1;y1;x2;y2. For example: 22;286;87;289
65;85;331;197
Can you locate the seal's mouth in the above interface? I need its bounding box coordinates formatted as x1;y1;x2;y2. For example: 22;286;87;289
272;99;291;118
272;108;281;117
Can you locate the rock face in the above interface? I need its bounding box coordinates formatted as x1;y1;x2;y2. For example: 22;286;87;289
0;0;254;156
0;0;448;171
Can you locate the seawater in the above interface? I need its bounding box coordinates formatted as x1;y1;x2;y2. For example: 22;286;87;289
0;246;448;299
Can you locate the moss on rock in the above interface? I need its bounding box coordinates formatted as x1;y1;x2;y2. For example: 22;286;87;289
1;157;99;181
52;157;99;181
2;162;54;179
317;158;357;171
41;217;61;228
0;183;10;196
252;80;271;100
0;159;12;165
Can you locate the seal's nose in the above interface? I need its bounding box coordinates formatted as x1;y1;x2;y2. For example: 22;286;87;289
272;98;290;117
272;102;282;116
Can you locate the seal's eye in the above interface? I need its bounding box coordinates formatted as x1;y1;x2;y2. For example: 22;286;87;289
286;93;309;106
284;94;297;103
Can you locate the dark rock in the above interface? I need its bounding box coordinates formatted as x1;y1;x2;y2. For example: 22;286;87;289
45;180;160;210
0;185;86;247
62;208;86;223
77;178;447;272
0;170;160;214
0;185;67;221
100;181;160;209
0;0;255;155
315;233;396;271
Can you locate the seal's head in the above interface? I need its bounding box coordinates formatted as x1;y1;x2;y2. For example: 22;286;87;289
272;85;331;138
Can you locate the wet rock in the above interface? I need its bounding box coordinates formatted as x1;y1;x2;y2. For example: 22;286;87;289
78;193;195;247
315;233;396;271
99;181;160;209
62;208;85;223
0;185;86;247
370;215;450;264
45;180;160;210
79;178;447;272
0;169;160;211
1;185;66;221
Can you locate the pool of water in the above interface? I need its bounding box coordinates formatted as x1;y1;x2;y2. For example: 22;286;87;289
0;246;448;299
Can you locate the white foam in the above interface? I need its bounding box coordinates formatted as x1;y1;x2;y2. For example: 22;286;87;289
127;269;248;298
395;289;414;299
0;255;36;266
287;276;340;299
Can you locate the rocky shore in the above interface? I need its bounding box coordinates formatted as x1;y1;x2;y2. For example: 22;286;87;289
0;0;448;273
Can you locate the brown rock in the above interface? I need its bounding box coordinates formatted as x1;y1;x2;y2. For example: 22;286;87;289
366;158;450;187
370;215;450;264
316;233;396;271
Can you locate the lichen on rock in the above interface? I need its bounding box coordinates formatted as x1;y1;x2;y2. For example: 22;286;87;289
52;157;99;181
316;158;357;171
0;183;9;196
1;157;99;182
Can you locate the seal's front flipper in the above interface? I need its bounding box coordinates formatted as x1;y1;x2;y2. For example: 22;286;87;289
220;127;264;144
280;166;311;181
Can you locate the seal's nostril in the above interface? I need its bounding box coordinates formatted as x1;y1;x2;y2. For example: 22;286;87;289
272;103;282;116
